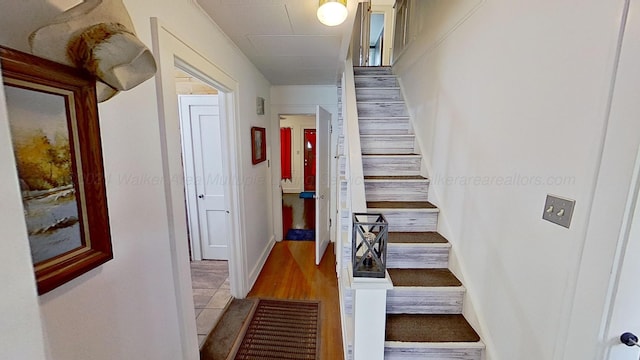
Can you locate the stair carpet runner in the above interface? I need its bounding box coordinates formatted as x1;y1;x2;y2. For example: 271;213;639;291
352;66;485;359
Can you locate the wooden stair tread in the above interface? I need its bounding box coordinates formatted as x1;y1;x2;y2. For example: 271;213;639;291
386;314;480;343
388;232;448;244
368;201;436;209
365;176;428;180
388;268;462;287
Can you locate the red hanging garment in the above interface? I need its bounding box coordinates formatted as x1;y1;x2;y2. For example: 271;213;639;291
280;127;292;180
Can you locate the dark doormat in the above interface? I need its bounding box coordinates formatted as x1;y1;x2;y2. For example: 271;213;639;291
233;299;321;360
285;229;315;241
200;298;257;360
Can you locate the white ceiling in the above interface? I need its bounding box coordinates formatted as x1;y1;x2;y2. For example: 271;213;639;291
195;0;362;85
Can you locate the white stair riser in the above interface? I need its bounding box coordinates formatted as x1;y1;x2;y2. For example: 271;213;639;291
359;118;411;135
354;68;393;75
358;102;408;117
361;136;415;154
365;180;428;201
356;88;403;102
387;288;464;314
385;346;483;360
362;157;421;176
369;209;438;232
387;244;449;268
355;76;398;87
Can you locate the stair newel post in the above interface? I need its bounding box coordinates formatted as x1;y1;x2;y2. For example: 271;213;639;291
351;213;393;360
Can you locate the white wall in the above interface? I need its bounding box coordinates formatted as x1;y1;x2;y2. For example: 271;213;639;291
270;86;338;242
0;70;48;360
280;115;316;194
0;0;272;359
393;0;632;359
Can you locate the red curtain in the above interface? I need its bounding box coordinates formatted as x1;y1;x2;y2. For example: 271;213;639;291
280;127;292;180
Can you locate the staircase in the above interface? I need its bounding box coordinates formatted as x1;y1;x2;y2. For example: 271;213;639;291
353;66;485;360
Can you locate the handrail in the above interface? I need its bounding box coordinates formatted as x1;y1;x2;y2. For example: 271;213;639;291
343;57;367;214
339;54;371;360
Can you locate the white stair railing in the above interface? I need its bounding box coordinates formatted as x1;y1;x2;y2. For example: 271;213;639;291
338;56;393;360
344;58;367;214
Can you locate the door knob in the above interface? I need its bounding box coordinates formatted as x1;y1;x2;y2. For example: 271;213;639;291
198;194;204;199
621;332;640;347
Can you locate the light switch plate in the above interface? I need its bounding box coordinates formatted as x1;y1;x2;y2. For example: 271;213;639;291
542;194;576;228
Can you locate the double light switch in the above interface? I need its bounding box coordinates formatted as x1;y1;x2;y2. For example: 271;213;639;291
542;194;576;228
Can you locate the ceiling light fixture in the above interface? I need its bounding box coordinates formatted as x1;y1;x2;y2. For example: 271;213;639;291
317;0;348;27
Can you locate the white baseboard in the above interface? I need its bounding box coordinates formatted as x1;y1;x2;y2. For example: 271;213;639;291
247;235;276;292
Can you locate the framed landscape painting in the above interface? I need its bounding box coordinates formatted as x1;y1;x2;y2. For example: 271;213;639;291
1;46;113;295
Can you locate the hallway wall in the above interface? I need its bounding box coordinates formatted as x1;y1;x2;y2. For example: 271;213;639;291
0;0;272;359
0;73;47;360
394;0;635;359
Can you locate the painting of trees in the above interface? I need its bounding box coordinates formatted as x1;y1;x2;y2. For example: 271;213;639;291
13;129;73;191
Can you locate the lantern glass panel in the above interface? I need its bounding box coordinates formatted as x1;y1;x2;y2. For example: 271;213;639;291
352;213;388;278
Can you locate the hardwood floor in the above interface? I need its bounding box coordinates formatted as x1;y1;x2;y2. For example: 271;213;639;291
248;240;344;360
282;193;315;237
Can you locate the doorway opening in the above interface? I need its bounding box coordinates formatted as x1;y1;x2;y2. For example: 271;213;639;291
280;115;316;241
355;0;395;66
153;20;247;358
277;108;331;265
174;67;231;348
369;13;385;66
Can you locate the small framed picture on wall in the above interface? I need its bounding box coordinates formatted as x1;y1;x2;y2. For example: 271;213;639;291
256;97;265;115
251;126;266;165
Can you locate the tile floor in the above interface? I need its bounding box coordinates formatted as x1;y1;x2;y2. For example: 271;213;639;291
190;260;231;348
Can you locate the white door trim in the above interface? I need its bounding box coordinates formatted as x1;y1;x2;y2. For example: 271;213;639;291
601;146;640;359
151;18;247;360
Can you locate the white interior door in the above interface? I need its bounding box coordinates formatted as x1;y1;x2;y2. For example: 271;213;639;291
605;169;640;359
179;95;228;260
315;106;331;265
601;1;640;357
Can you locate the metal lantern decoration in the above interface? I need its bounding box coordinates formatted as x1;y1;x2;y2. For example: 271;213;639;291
352;213;388;278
